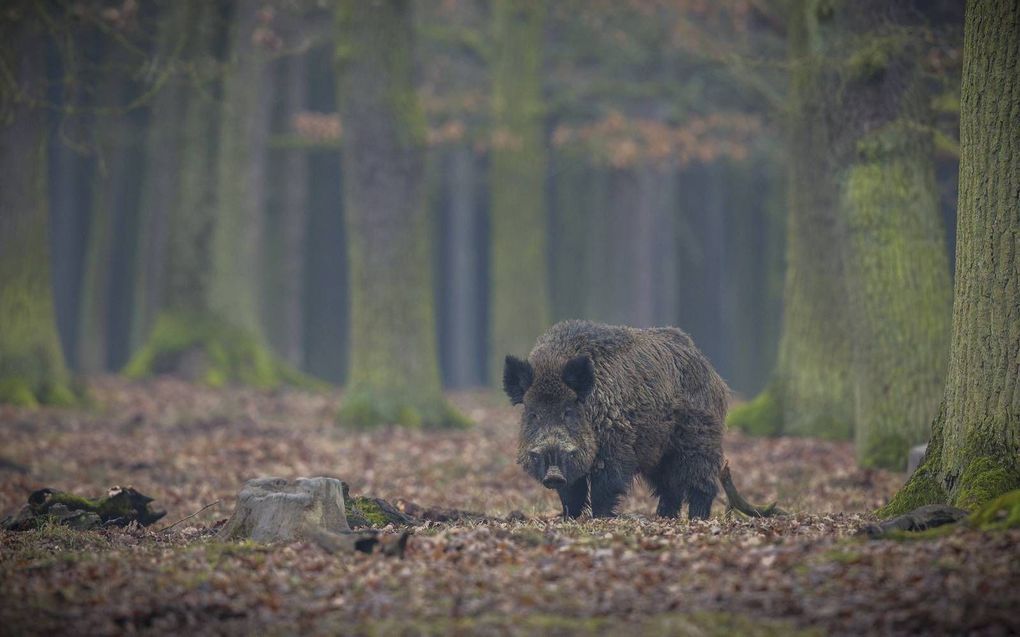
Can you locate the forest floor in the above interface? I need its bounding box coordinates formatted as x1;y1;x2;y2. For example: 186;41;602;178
1;378;1018;636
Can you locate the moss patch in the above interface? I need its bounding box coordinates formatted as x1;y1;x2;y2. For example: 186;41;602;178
727;388;783;436
968;489;1020;531
338;389;471;430
953;457;1020;511
126;311;323;391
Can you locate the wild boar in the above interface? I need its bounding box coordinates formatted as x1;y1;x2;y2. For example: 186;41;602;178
503;320;727;519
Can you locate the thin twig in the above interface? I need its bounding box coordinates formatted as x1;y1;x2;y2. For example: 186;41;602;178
157;500;221;533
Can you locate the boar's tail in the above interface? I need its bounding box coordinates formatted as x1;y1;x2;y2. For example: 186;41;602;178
719;460;788;518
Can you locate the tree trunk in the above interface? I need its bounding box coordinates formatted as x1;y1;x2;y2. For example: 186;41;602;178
126;1;282;388
441;146;484;388
488;0;549;380
335;0;466;428
882;0;1020;513
773;0;854;438
131;1;187;354
840;5;952;469
210;0;273;338
0;15;74;406
78;47;131;374
272;53;310;369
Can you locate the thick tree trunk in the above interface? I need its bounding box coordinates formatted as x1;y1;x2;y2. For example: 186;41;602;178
210;0;273;337
131;2;187;354
126;2;282;388
841;23;952;469
488;0;549;380
336;0;466;428
0;16;74;406
773;0;853;439
883;0;1020;513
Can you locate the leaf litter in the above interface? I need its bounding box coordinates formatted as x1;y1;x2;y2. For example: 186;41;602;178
0;377;1017;636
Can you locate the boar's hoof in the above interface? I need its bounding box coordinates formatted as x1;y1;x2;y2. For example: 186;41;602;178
542;466;567;489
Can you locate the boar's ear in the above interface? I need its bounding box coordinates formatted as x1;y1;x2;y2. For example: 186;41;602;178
562;355;595;403
503;355;533;405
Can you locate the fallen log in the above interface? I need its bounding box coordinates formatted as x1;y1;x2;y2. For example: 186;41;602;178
2;486;165;531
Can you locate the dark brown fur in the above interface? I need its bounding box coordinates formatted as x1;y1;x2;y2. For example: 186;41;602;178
504;320;728;519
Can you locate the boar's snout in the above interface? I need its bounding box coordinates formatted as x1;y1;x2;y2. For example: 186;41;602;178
542;465;567;488
528;445;579;489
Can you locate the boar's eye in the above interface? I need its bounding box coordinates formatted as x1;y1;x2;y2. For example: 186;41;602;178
527;412;539;424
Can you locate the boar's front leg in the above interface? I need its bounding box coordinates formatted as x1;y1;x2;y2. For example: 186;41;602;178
589;456;636;518
557;478;589;519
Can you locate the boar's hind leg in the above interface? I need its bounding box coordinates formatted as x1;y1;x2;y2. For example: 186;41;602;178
558;479;589;519
670;407;724;520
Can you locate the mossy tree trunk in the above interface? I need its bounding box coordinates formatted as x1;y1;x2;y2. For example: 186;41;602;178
840;4;952;469
730;0;952;451
335;0;466;428
772;0;854;439
210;0;273;338
127;1;280;388
882;0;1020;513
0;12;74;406
488;0;549;381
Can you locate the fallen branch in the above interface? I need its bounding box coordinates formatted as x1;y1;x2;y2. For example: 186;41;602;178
158;500;221;533
721;461;788;518
860;504;968;539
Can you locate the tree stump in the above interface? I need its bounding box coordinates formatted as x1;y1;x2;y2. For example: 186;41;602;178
218;477;350;542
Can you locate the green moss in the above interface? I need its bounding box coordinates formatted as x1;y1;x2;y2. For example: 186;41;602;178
339;390;471;430
727;388;783;436
968;489;1020;531
875;460;947;518
0;377;38;406
348;497;392;527
953;457;1020;511
126;311;319;390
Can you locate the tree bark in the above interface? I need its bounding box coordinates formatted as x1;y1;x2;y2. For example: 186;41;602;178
488;0;549;380
0;13;74;406
882;0;1020;513
841;14;952;469
773;0;854;439
335;0;466;428
210;0;273;338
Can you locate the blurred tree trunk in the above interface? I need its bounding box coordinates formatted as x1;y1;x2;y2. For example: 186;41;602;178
549;151;593;323
441;146;483;388
841;6;952;469
488;0;549;379
882;0;1019;513
0;16;74;405
126;1;282;387
210;0;273;337
131;2;187;354
728;0;855;438
78;46;130;373
336;0;466;428
271;53;310;368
